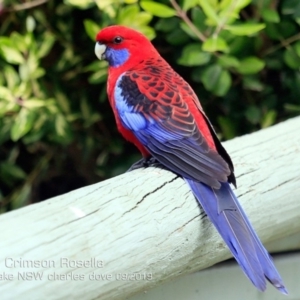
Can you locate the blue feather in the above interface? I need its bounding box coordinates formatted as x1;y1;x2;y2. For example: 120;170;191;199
186;179;287;293
106;48;129;67
115;79;185;141
122;112;148;131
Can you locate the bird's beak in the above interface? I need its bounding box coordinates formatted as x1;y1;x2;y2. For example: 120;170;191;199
95;42;107;60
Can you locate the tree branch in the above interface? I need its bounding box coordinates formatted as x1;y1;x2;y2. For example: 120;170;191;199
7;0;49;12
169;0;207;42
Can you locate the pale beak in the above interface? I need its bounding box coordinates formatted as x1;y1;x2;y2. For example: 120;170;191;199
95;42;107;60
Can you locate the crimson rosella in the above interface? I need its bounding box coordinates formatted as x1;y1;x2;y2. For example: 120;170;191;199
95;25;287;293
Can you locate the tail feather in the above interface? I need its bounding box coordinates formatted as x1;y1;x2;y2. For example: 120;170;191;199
186;179;287;294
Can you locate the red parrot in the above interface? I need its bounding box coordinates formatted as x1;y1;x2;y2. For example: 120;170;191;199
95;25;287;293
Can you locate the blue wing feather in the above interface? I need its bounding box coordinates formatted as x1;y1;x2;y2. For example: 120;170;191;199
186;180;287;293
114;74;230;188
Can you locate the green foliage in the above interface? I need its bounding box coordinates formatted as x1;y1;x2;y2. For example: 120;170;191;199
140;1;176;18
0;0;299;212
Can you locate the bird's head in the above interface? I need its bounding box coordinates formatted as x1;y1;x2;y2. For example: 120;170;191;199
95;25;157;68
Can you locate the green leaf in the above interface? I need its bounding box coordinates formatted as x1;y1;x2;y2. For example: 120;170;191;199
283;48;300;69
261;110;277;128
225;23;265;35
55;114;68;137
11;108;36;141
155;18;179;32
24;98;54;108
3;65;20;88
11;183;31;210
219;0;251;24
133;12;153;25
191;7;207;32
219;0;251;11
202;36;229;53
284;103;300;113
37;32;55;58
19;53;40;81
88;69;108;84
117;4;139;24
180;22;198;39
64;0;94;9
201;65;221;90
166;27;189;45
136;26;156;40
294;41;300;57
0;101;18;117
216;69;231;96
0;87;14;101
217;55;240;68
0;162;26;182
198;0;220;25
26;16;36;32
10;32;28;53
0;45;24;64
262;9;280;23
0;117;12;145
84;19;100;41
235;57;265;74
14;82;32;101
265;57;283;70
245;105;261;124
201;65;232;96
80;98;91;121
117;5;153;34
183;0;198;11
281;0;300;16
31;67;45;80
95;0;117;17
243;76;264;91
178;44;211;66
140;1;176;18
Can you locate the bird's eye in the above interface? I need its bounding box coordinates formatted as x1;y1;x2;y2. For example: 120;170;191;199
113;36;123;44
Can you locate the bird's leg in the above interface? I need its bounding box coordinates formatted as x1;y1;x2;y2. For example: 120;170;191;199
127;156;162;172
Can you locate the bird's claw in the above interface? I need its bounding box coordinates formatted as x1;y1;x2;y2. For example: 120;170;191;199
127;157;162;172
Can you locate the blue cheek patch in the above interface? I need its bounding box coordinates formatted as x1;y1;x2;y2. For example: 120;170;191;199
106;48;129;67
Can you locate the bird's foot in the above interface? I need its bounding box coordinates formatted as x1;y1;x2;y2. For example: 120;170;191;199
127;157;162;172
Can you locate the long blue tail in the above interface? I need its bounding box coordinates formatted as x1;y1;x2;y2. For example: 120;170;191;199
186;179;287;294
